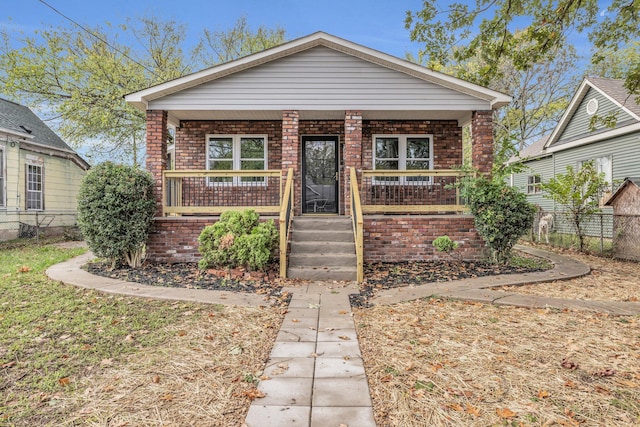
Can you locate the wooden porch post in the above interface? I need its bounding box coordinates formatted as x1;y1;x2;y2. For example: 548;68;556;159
471;110;494;176
282;110;300;215
344;110;363;216
146;110;168;216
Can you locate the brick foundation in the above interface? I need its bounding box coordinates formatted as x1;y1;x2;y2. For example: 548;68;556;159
363;215;485;262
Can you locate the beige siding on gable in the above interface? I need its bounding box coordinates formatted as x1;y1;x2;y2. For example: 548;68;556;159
150;46;490;111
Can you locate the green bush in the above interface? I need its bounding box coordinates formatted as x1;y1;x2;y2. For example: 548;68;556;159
462;175;536;264
198;210;278;271
77;162;156;268
432;235;459;255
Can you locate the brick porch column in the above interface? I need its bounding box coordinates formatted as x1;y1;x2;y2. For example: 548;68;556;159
471;110;494;176
146;110;168;216
344;110;363;216
282;110;300;215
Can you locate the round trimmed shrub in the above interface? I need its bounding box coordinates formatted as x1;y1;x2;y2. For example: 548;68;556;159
77;162;156;268
198;209;278;272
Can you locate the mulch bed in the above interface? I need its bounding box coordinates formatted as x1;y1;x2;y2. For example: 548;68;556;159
86;253;550;308
350;257;551;307
85;261;292;306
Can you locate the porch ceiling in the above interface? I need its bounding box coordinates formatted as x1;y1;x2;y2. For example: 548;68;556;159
167;109;473;126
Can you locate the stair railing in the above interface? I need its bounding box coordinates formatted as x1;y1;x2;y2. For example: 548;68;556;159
279;168;295;278
349;167;364;283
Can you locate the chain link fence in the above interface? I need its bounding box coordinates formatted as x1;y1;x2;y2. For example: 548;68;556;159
526;210;614;254
0;210;81;243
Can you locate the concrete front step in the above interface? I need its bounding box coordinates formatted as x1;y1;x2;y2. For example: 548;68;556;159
287;266;357;281
287;217;357;281
289;253;357;268
291;229;354;243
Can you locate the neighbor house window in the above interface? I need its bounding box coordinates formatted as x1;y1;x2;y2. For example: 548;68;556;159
373;135;433;183
527;175;542;194
26;161;44;210
579;156;612;191
0;147;5;208
206;135;267;184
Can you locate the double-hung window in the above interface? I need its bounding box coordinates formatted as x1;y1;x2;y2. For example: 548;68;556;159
26;161;44;210
527;175;542;194
206;135;267;185
0;147;5;208
373;135;433;183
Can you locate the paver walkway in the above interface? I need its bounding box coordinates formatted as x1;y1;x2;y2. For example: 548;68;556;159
244;282;376;426
46;245;640;427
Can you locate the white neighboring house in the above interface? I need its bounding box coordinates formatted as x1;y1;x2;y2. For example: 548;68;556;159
0;98;90;241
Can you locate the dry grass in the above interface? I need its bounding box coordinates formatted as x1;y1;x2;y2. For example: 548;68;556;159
500;249;640;302
356;298;640;427
55;304;282;427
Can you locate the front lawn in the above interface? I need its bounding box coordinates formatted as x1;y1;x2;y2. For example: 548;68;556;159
0;241;282;426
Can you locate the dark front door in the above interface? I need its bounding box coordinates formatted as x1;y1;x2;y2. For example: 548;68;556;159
302;136;339;214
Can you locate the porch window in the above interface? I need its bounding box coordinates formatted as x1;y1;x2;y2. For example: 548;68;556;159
26;163;44;210
527;175;542;194
206;135;267;184
373;135;433;183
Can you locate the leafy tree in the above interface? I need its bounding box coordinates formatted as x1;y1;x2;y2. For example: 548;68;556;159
198;16;286;67
77;162;156;268
405;0;639;99
461;174;536;264
0;17;287;165
541;161;608;252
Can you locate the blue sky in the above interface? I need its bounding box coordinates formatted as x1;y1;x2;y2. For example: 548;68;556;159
3;0;427;59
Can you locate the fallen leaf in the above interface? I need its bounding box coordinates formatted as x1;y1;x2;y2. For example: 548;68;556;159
465;405;481;416
339;310;348;315
338;335;351;340
159;394;174;401
446;403;463;412
241;388;265;400
496;407;517;418
18;265;31;273
177;330;187;337
594;385;611;394
561;359;578;370
152;375;160;384
58;377;70;387
2;361;16;368
291;319;300;323
593;368;615;377
260;375;271;381
538;389;550;399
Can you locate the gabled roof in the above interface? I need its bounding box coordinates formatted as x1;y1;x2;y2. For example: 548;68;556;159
604;177;640;206
0;98;89;169
125;32;511;112
545;77;640;151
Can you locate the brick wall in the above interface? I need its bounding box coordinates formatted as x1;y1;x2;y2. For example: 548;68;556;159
363;215;486;262
146;110;168;214
471;111;494;175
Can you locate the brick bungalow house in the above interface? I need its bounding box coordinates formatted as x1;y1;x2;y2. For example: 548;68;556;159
125;32;510;281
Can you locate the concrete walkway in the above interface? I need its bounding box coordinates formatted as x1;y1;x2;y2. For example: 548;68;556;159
46;245;640;427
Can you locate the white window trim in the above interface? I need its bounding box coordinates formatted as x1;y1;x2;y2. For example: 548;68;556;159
372;134;434;184
26;162;44;211
527;174;542;194
205;134;268;186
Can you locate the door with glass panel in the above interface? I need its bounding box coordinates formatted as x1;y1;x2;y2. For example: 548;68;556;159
302;136;339;214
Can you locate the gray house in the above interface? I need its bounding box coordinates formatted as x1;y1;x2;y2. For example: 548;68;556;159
509;77;640;215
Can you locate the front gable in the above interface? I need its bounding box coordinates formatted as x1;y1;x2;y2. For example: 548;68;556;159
148;46;491;120
546;78;640;153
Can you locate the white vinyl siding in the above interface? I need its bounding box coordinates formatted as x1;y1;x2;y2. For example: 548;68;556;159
149;46;490;112
206;135;267;185
0;147;5;208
